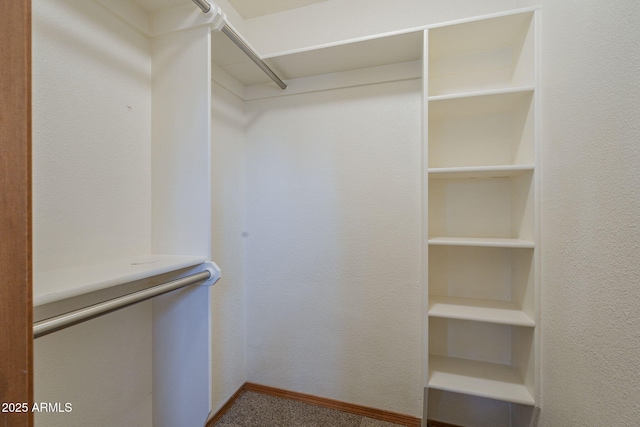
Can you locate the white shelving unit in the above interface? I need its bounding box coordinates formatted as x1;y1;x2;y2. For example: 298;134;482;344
32;2;218;426
209;6;540;426
425;10;539;426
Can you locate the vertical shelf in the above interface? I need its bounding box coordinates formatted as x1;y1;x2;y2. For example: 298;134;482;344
428;171;535;242
425;10;538;426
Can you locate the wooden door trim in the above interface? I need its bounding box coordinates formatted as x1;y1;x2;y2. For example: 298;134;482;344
0;1;33;425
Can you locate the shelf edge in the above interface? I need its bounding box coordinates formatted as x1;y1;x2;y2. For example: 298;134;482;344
428;86;535;102
427;237;535;248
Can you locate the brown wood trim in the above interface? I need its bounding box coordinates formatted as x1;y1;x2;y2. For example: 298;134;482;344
427;420;465;427
0;0;33;426
205;384;248;426
243;383;422;427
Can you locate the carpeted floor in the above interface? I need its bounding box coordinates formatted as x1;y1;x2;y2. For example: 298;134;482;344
214;391;405;427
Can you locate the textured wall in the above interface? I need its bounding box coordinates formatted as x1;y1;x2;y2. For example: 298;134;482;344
538;1;640;425
34;305;153;427
32;0;152;273
244;80;424;416
222;0;640;424
32;0;153;425
210;79;248;412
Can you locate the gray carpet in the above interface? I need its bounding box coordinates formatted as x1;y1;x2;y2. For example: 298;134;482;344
215;391;405;427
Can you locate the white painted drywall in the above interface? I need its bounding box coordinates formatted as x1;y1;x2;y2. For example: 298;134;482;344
32;0;152;274
537;1;640;425
32;0;153;426
209;77;248;411
243;79;424;416
34;304;153;427
217;0;640;424
149;26;215;426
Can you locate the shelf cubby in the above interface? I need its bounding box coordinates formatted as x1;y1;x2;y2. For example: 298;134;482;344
428;88;534;169
428;12;535;97
428;318;535;405
428;245;535;323
428;172;534;242
428;355;535;406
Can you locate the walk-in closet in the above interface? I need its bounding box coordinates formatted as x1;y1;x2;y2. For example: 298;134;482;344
3;0;637;426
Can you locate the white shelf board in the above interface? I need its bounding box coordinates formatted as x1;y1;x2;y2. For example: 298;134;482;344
212;30;274;86
429;355;535;405
34;254;208;306
212;29;425;87
429;295;535;327
428;86;533;102
428;87;534;121
266;31;424;81
428;237;534;248
428;164;534;179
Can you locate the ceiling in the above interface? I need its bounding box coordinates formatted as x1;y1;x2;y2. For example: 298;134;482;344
133;0;326;18
136;0;326;19
133;0;192;13
227;0;327;19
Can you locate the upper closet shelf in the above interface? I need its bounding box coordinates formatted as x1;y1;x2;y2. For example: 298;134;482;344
211;6;537;99
212;29;424;87
212;31;423;86
34;254;207;307
266;31;423;81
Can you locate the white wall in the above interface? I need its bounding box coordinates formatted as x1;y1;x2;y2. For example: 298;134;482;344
210;77;248;411
32;0;153;425
216;0;640;425
32;0;152;273
34;305;153;427
243;80;424;416
538;1;640;425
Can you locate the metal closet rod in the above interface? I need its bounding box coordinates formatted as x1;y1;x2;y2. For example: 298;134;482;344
33;270;212;339
191;0;288;90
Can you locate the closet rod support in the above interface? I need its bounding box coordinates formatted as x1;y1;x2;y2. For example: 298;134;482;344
33;270;212;339
191;0;287;90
